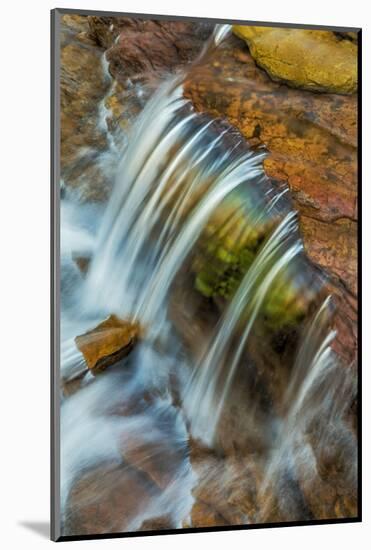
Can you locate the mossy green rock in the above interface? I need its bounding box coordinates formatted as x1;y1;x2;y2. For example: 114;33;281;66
194;216;307;331
233;26;357;94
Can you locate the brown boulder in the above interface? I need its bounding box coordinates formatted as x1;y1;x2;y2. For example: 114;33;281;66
75;314;139;373
103;18;212;84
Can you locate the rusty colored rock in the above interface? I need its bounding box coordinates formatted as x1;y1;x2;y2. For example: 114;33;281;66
139;515;175;531
64;461;157;535
87;15;132;48
300;216;357;296
75;315;139;373
233;26;357;94
121;437;183;490
60;15;112;201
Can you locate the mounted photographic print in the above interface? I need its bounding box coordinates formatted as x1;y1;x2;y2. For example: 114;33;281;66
51;8;361;542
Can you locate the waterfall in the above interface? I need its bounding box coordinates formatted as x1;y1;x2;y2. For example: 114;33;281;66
83;111;270;334
183;211;303;446
59;19;355;535
83;25;234;319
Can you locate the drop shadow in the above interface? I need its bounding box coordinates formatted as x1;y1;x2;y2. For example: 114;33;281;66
19;521;49;539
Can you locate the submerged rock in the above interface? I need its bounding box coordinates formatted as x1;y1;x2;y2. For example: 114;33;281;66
120;437;184;490
188;441;288;527
75;315;139;373
101;18;213;84
72;253;91;275
233;26;357;94
193;213;309;332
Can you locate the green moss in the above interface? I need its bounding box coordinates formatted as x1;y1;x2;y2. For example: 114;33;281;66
194;223;306;331
261;276;306;329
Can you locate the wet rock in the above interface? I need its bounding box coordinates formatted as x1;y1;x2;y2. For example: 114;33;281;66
60;15;112;201
188;441;286;526
98;80;146;144
75;315;139;373
233;26;357;94
72;253;91;274
335;31;358;43
139;515;175;531
120;437;183;490
190;501;229;528
63;461;158;536
87;16;133;48
60;16;213;202
193;221;310;332
296;423;358;519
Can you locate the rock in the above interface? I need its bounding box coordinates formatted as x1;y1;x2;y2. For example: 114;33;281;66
139;515;175;531
300;216;357;296
72;253;90;274
296;422;358;519
233;26;357;94
75;315;139;373
60;15;112;201
63;461;158;536
335;31;358;43
120;436;184;490
193;218;310;332
190;501;229;528
188;441;289;526
60;16;213;201
103;19;213;84
87;16;132;48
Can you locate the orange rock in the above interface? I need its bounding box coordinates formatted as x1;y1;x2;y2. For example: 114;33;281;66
184;35;358;367
75;314;139;372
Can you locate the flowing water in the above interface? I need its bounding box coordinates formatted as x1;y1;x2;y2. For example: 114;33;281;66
60;23;356;535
